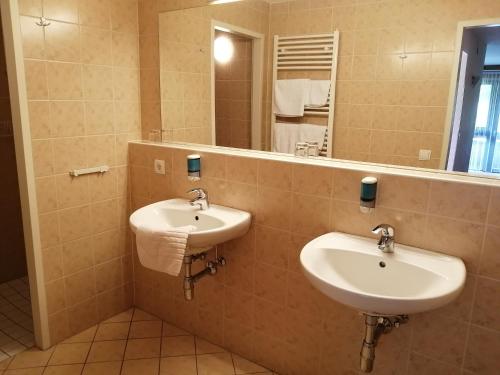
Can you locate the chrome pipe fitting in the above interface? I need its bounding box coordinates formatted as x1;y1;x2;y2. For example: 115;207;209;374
360;314;409;373
183;252;226;301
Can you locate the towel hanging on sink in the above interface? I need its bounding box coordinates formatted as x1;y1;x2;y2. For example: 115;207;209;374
135;223;195;276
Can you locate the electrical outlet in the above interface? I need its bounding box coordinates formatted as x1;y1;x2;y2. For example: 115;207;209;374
418;149;432;161
154;159;166;175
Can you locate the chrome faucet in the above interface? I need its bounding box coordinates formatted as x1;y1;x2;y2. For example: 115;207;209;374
187;188;209;210
371;224;395;253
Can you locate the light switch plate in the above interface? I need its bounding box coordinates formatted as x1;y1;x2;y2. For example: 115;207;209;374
154;159;166;175
418;149;432;161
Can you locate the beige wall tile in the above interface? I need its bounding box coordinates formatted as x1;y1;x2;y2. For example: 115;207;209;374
479;226;500;279
43;0;78;23
429;181;490;223
64;268;96;307
62;237;94;275
45;21;80;62
25;60;48;99
58;205;91;243
47;62;82;100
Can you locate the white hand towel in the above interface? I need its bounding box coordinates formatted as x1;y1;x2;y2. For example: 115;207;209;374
135;224;195;276
306;80;330;107
273;122;300;154
299;123;327;146
273;79;310;117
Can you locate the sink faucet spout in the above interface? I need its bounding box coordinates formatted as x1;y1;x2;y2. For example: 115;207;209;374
371;224;395;253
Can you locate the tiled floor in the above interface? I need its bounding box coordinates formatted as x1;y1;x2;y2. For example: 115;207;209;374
0;308;277;375
0;277;34;361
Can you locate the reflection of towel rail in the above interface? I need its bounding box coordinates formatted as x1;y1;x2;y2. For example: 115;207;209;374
271;32;340;157
69;165;109;177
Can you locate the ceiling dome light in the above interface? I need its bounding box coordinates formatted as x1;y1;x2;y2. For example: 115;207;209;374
214;36;234;64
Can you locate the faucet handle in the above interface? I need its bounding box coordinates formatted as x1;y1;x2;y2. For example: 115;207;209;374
371;224;394;237
186;188;208;199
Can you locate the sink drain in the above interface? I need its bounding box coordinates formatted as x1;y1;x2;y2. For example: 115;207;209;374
379;261;386;268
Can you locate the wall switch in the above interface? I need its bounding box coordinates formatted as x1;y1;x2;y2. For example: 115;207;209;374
418;149;432;161
154;159;166;175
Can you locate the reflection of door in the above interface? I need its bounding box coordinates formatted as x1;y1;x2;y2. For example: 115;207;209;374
450;30;486;171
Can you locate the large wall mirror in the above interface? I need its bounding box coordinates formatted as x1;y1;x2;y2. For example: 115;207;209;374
151;0;500;178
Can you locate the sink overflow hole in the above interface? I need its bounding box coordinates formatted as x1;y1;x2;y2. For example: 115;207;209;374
379;261;386;268
195;216;199;221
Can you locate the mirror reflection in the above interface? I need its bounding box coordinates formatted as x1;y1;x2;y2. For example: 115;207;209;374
152;0;500;177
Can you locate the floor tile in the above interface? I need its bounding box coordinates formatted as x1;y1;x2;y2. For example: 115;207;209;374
124;338;161;360
132;310;160;322
233;354;269;374
2;308;273;375
195;338;226;355
103;309;134;324
129;321;162;339
82;361;122;375
48;342;91;365
197;352;235;375
62;326;97;344
161;336;195;357
121;358;160;375
4;367;45;374
94;323;130;341
8;347;54;369
162;323;189;337
0;277;34;360
43;364;84;375
159;356;197;375
86;340;126;363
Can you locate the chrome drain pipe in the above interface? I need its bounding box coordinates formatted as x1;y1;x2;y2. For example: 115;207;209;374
360;315;378;372
183;252;226;301
360;314;409;372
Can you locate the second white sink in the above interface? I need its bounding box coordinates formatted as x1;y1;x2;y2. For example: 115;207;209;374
300;232;466;315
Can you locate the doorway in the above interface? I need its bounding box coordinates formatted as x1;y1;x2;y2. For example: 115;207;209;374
211;21;264;150
0;6;34;360
445;20;500;174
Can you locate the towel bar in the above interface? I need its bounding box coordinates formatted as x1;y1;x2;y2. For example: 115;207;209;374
69;165;109;177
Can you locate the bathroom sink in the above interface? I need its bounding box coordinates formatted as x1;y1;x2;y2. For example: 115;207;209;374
300;232;466;315
129;199;251;253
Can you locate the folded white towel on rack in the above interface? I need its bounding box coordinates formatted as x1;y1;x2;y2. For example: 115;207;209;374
307;80;331;107
273;123;327;154
299;123;327;147
273;122;300;154
273;79;309;117
135;223;195;276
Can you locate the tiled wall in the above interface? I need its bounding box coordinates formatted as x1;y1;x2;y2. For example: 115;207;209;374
18;0;141;345
215;31;253;149
0;7;27;284
138;0;270;145
129;141;500;375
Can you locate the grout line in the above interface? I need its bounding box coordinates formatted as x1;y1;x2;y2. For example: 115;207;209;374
118;307;134;374
158;320;164;374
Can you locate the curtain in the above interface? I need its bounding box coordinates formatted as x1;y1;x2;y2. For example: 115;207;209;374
469;71;500;173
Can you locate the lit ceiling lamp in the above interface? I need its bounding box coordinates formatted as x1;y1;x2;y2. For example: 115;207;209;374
214;35;234;64
209;0;242;4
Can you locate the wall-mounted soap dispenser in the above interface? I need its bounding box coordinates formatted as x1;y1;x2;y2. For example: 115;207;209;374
360;177;377;213
187;154;201;181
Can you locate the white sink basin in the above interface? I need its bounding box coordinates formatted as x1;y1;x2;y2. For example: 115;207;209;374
300;232;466;315
129;199;251;253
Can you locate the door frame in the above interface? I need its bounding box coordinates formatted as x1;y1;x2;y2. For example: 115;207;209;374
210;20;264;150
441;17;500;169
1;0;50;349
